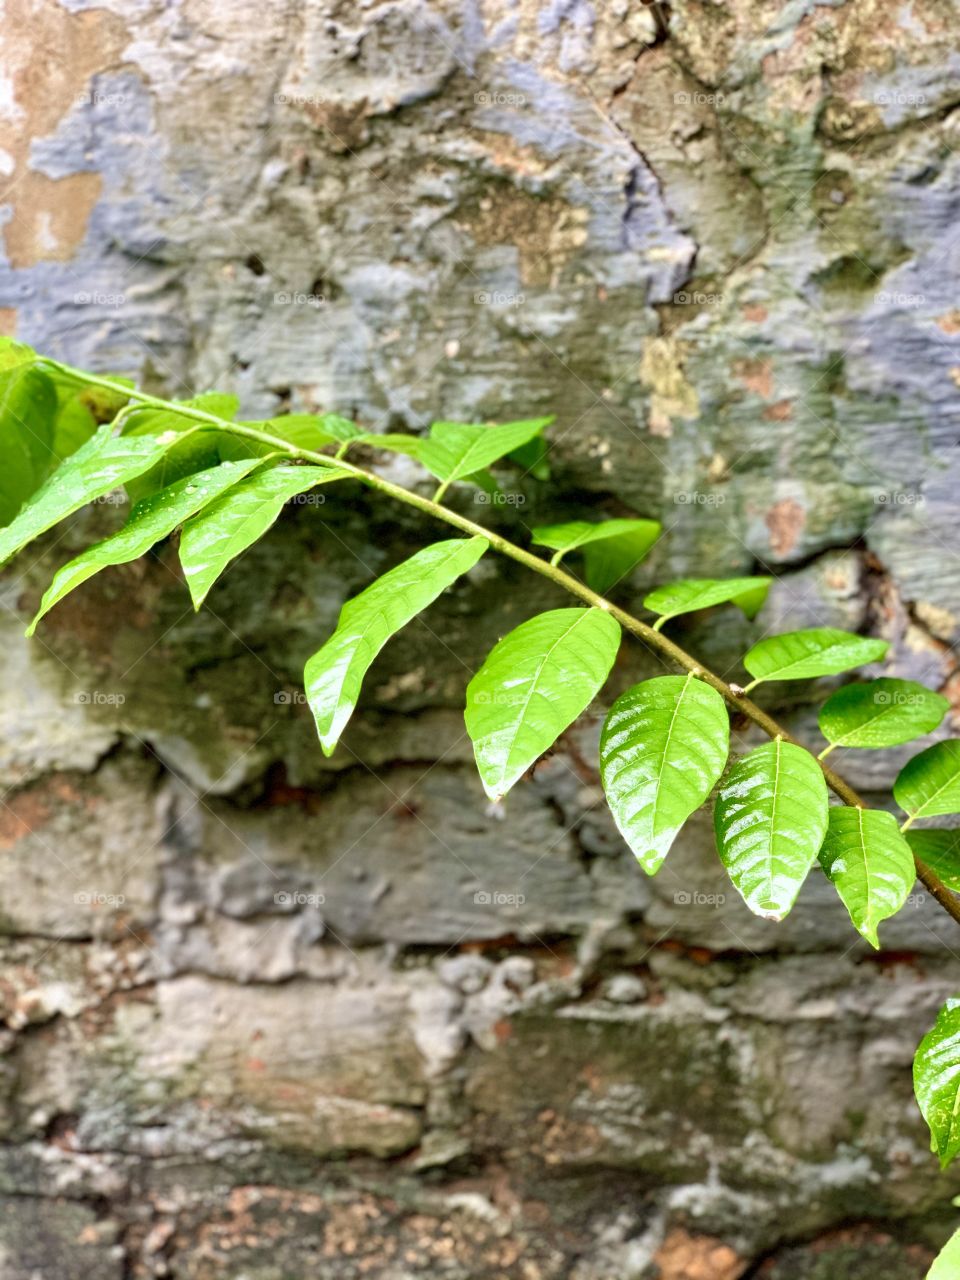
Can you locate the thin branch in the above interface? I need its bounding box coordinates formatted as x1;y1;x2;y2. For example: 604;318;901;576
43;359;960;931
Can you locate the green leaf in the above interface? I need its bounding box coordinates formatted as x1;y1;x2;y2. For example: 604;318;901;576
419;418;553;498
509;435;550;481
465;607;621;801
179;464;350;608
819;678;949;749
0;364;58;523
816;806;914;947
644;576;771;630
927;1228;960;1279
306;537;488;755
743;628;889;689
0;426;174;566
905;830;960;891
26;459;263;634
713;739;829;919
914;999;960;1170
600;673;730;874
531;519;662;593
122;394;241;501
895;742;960;822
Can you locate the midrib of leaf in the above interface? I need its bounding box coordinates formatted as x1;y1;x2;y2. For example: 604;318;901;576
768;638;853;678
764;737;783;899
907;765;960;819
651;672;695;833
856;806;875;933
833;701;906;746
495;609;595;793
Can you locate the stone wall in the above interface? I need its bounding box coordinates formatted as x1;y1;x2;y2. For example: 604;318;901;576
2;1;960;1275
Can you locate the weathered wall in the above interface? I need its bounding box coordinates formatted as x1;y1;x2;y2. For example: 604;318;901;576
2;1;960;1276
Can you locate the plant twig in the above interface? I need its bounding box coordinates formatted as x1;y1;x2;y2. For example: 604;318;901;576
44;359;960;931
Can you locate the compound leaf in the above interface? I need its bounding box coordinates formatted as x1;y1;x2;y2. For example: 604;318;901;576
600;673;730;874
914;998;960;1170
714;738;829;919
306;537;488;755
895;741;960;821
27;458;263;634
531;519;661;593
905;829;960;891
744;628;888;689
817;806;914;947
420;418;553;497
465;607;621;801
179;464;349;608
645;576;771;630
819;678;949;750
0;425;175;566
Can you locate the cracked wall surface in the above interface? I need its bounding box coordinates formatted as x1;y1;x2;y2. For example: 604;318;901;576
2;0;960;1276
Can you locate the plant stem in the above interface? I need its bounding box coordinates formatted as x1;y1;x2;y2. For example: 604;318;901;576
44;359;960;931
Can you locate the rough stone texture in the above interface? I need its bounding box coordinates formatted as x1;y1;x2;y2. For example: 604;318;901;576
2;0;960;1275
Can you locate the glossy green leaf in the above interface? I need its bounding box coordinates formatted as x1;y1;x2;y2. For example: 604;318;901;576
927;1228;960;1279
914;999;960;1170
600;673;730;874
509;435;550;481
895;742;960;822
179;464;350;608
905;829;960;891
123;393;240;501
743;628;889;689
27;459;262;635
645;576;771;629
0;363;58;523
713;739;829;919
306;537;488;755
531;519;662;593
419;418;553;497
0;425;174;566
817;806;914;947
47;372;133;463
465;607;621;801
819;678;949;749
